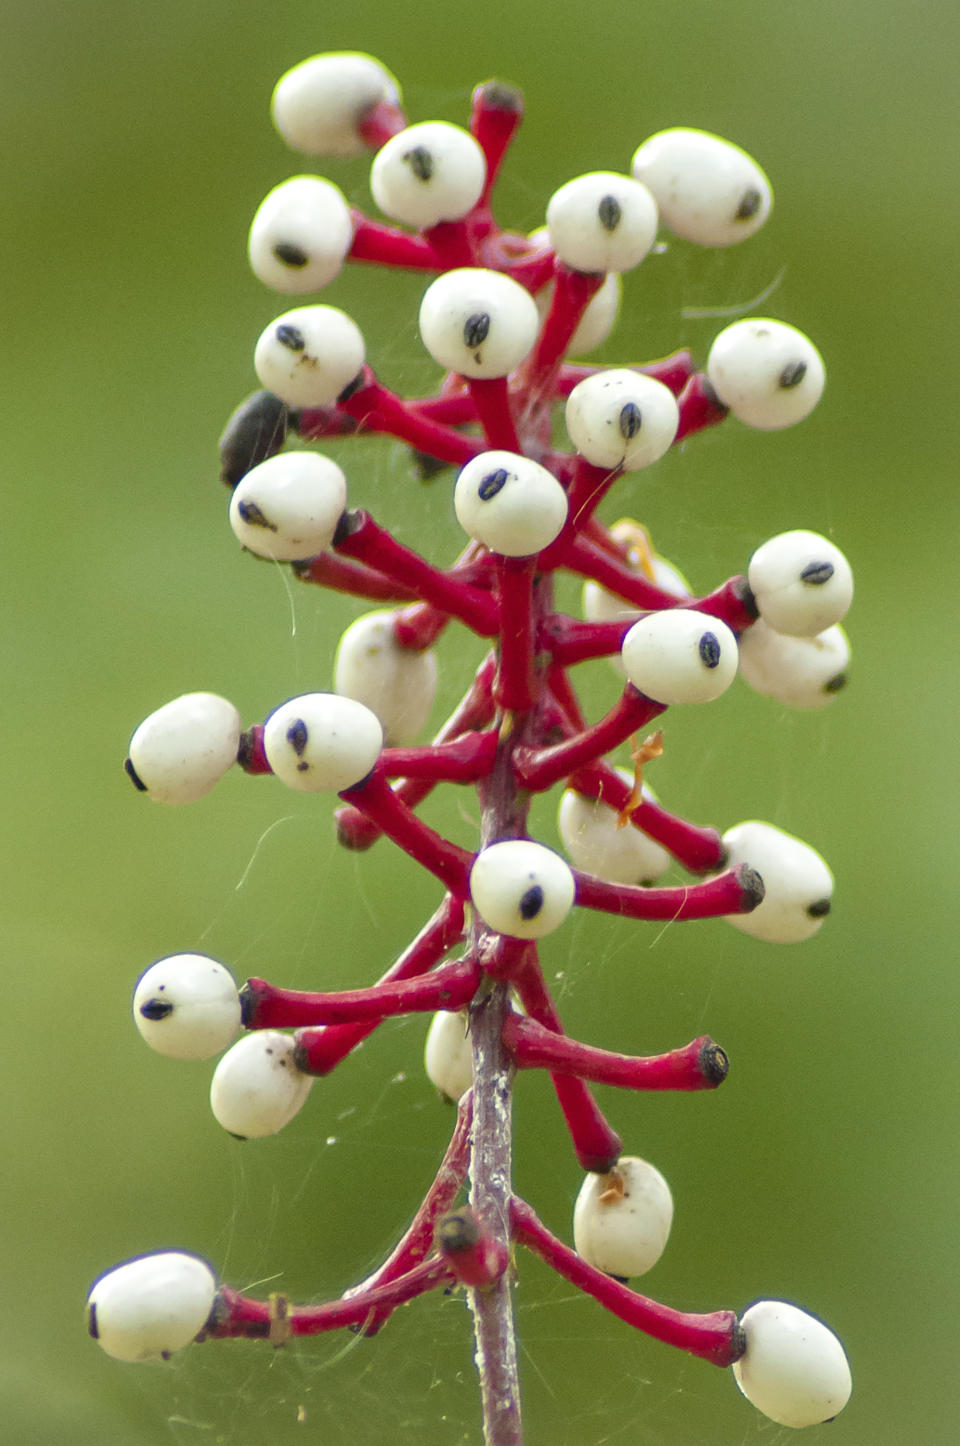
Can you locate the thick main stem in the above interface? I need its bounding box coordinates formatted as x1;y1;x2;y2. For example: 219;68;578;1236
466;576;554;1446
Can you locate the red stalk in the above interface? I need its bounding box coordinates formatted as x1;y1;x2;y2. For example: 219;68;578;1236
242;955;479;1036
337;369;483;465
340;766;473;894
568;762;726;874
356;99;409;151
510;1199;743;1368
469;376;523;451
513;954;621;1173
675;372;729;442
379;730;499;784
209;1257;452;1341
343;1092;474;1331
335;511;499;635
470;82;524;202
502;1016;729;1091
574;863;765;922
291;895;465;1076
289;551;418;602
494;558;537;713
348;212;441;270
512;687;665;792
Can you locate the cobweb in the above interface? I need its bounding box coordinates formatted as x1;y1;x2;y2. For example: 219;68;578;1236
119;208;838;1446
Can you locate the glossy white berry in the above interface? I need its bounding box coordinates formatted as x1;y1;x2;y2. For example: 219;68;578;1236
87;1252;216;1363
371;122;485;228
254;305;365;408
530;230;621;354
271;52;401;157
126;693;241;805
418;268;539;379
248;176;354;293
230;451;346;561
707;319;825;430
739;620;849;709
263;693;383;792
631;128;772;246
454;450;568;557
621;610;738;704
582;524;690;671
210;1031;314;1139
424;1009;473;1102
748;530;853;637
573;1157;673;1277
721;821;833;943
558;773;671;885
333;610;437;745
469;839;575;940
565;370;679;471
132;955;241;1060
546;172;658;273
733;1300;852;1428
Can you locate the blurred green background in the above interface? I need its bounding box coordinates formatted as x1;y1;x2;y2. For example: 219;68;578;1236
1;1;956;1442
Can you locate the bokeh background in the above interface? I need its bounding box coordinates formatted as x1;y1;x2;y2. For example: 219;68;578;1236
1;1;957;1443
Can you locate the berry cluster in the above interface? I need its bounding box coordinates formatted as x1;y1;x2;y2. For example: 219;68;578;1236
89;51;853;1441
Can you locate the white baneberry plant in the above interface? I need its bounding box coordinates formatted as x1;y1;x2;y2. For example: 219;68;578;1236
89;51;854;1442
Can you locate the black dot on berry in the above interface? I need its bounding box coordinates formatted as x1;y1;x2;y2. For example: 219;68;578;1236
698;632;721;668
618;402;642;440
598;194;622;231
800;560;835;585
519;885;544;920
807;898;831;918
287;718;309;755
779;360;807;389
140;999;175;1021
237;500;277;531
403;145;434;182
276;324;306;352
735;188;762;221
273;242;309;268
463;312;491;349
125;757;147;791
478;468;509;501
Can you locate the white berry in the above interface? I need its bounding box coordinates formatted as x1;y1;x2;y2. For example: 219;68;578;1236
248;176;354;293
721;821;833;943
546;172;658;273
333;610;437;745
424;1009;473;1102
631;128;772;246
126;693;241;805
418;268;540;379
229;450;346;561
87;1252;217;1363
621;610;738;704
748;530;853;637
565;370;679;471
371;121;486;228
739;620;849;709
558;773;671;885
210;1031;314;1138
254;305;365;408
573;1157;673;1277
733;1300;852;1427
133;954;241;1060
271;52;401;157
469;839;575;940
263;693;382;793
707;319;825;430
454;450;568;557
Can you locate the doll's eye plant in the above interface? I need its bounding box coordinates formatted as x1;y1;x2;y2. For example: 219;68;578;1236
88;51;854;1443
